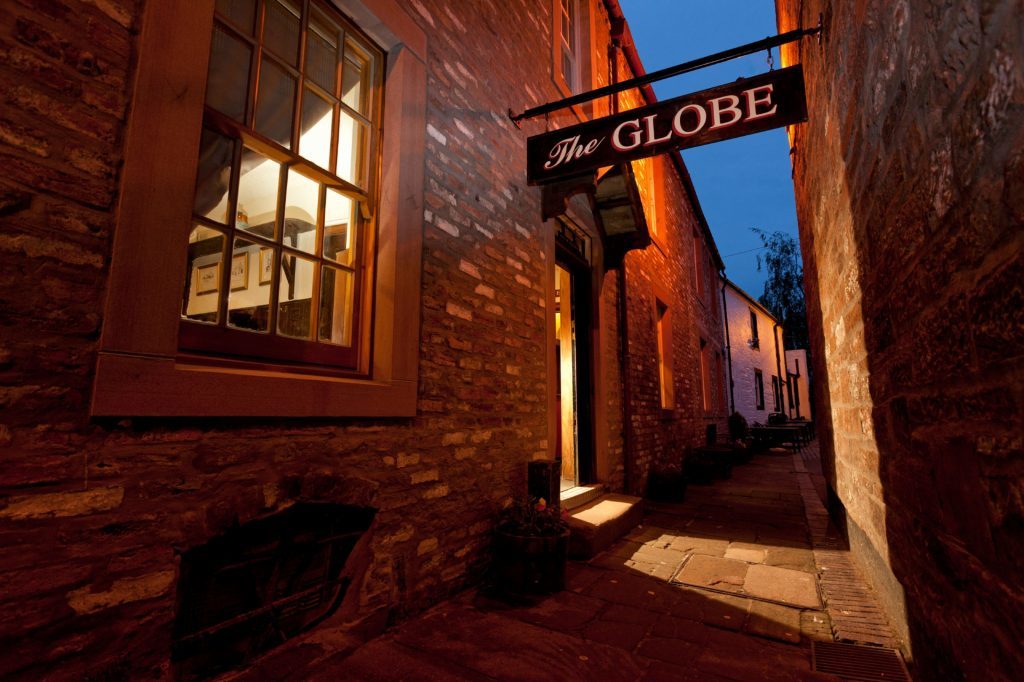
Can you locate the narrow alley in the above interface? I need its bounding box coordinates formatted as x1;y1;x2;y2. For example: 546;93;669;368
0;0;1019;679
237;444;906;681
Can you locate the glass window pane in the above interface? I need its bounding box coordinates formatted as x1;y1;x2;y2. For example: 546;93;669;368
263;0;301;66
306;10;340;92
284;170;320;255
227;238;271;332
237;148;281;238
299;88;334;169
336;111;366;186
254;57;296;148
215;0;256;34
319;265;354;346
183;225;226;324
341;43;369;114
277;254;315;339
323;189;355;265
193;128;235;224
206;23;251;121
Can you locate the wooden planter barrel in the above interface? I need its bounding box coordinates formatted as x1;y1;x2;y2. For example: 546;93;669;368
494;528;570;597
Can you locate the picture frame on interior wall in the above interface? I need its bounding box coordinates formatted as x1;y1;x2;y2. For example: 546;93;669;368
196;263;219;295
230;253;248;291
259;247;274;285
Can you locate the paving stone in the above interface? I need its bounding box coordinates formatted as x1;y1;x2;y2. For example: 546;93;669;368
601;603;662;626
743;564;822;609
631;543;688;564
666;535;729;556
498;589;606;632
585;571;683;613
641;660;735;682
745;600;802;644
800;610;833;641
724;545;766;563
566;563;607;594
699;591;750;631
389;603;645;681
625;558;680;581
764;547;817;572
326;638;489;681
634;636;702;667
582;619;647;651
674;554;748;589
649;613;709;644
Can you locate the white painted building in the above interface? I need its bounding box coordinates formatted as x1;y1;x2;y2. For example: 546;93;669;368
785;349;811;420
721;278;788;426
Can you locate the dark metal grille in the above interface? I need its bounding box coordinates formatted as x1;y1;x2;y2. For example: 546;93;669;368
812;641;911;681
172;503;375;680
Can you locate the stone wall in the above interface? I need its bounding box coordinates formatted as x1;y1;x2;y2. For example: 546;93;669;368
777;0;1023;678
0;0;727;677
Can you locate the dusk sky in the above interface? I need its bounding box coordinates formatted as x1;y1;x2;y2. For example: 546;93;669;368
619;0;800;300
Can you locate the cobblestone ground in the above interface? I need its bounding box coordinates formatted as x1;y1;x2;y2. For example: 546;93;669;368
240;445;899;681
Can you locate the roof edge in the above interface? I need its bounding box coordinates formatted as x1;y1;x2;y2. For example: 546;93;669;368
722;276;781;324
601;0;724;271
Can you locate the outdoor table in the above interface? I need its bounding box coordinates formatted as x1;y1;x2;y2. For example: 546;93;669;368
750;425;805;451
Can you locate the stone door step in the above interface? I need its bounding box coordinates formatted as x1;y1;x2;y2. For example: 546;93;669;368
566;493;644;560
560;483;605;511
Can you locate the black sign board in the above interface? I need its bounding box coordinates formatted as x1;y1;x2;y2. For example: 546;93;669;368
527;65;807;185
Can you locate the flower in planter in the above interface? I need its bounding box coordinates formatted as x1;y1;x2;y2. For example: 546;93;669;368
498;496;570;537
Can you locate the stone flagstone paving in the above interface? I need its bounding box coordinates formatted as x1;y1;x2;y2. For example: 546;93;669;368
239;445;900;680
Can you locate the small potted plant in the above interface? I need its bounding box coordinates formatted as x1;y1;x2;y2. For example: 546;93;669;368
493;496;571;598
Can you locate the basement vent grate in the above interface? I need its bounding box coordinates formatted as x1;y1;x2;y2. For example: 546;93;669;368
812;641;910;681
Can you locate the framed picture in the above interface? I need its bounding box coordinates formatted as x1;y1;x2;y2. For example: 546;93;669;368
230;253;248;291
259;247;274;285
196;263;220;295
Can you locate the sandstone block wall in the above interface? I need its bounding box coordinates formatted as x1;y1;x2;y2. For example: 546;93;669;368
777;0;1023;677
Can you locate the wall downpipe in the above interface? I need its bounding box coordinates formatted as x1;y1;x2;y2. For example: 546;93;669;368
720;275;735;414
608;23;636;496
773;322;785;412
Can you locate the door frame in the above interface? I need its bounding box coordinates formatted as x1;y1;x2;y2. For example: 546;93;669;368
554;238;596;486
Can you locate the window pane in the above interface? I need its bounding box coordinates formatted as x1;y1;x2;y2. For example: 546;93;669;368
193;128;235;224
323;189;355;265
183;225;226;324
254;57;296;148
237;148;280;238
227;238;271;332
299;88;334;169
319;265;354;346
283;169;320;255
336;111;366;186
215;0;256;34
206;23;251;121
307;10;340;92
341;40;370;114
263;0;301;66
277;254;315;339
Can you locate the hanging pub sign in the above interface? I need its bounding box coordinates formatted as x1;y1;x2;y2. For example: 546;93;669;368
527;65;807;185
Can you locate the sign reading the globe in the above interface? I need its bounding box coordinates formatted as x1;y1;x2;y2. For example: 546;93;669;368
527;65;807;184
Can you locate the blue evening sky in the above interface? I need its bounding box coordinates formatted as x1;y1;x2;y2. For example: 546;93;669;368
618;0;799;300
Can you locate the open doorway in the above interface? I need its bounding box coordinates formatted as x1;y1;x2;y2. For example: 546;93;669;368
554;253;594;493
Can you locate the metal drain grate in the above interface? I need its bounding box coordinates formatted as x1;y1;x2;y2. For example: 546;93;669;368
812;641;910;681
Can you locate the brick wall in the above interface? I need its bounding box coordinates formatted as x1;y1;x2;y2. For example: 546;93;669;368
777;0;1023;678
0;0;726;677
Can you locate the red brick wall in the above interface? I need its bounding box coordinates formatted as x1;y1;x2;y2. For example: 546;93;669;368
777;0;1023;678
0;0;725;677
